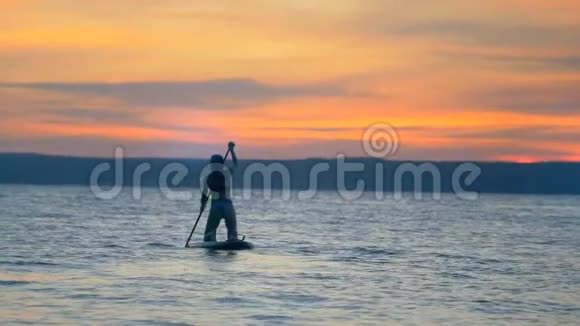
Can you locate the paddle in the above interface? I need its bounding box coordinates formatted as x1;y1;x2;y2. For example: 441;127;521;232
185;147;231;248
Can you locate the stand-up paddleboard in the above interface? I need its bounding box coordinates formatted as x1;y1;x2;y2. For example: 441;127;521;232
188;240;254;250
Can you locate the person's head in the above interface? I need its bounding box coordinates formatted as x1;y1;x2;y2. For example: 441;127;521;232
210;154;224;165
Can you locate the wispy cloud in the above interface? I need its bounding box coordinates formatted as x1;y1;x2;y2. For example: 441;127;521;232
443;126;580;143
0;79;349;109
472;80;580;115
476;54;580;72
397;21;580;49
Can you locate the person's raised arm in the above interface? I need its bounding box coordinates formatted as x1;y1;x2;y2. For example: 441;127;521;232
228;141;238;172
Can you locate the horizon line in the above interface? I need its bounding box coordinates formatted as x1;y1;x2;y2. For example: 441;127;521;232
1;151;579;164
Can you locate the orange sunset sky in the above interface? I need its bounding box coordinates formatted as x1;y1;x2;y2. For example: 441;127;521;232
1;0;579;161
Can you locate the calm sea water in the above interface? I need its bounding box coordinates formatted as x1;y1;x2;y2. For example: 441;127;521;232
0;185;579;325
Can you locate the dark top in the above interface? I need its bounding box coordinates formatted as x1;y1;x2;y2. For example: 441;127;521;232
207;170;226;193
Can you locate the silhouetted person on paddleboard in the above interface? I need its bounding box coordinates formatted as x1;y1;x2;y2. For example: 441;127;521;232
200;142;239;242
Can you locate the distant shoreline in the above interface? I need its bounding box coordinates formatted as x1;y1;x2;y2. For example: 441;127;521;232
1;153;579;195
